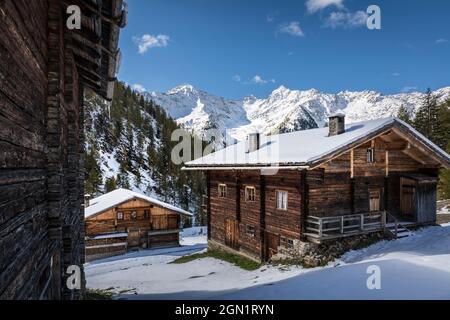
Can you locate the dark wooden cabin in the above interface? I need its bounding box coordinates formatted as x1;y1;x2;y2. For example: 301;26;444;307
0;0;126;299
184;116;450;262
84;189;192;261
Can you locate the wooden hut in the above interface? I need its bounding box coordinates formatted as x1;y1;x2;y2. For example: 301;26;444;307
0;0;126;299
184;116;450;262
85;189;192;261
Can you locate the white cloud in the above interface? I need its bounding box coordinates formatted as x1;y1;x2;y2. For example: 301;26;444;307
306;0;344;14
323;11;368;29
232;75;241;82
278;21;305;37
133;34;170;54
250;75;268;85
132;84;146;92
436;38;448;44
401;86;418;93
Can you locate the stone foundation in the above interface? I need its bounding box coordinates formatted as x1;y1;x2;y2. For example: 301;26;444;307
272;232;386;267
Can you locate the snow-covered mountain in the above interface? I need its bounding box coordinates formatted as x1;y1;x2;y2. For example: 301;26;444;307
146;84;450;144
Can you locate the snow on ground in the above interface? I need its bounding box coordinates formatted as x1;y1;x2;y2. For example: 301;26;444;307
85;224;450;300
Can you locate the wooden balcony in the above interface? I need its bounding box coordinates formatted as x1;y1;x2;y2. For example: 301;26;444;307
305;211;386;243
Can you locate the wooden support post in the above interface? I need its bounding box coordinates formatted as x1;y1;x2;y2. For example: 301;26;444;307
300;170;308;241
319;220;323;238
350;149;354;178
259;174;266;262
360;214;364;231
385;150;389;177
235;174;241;222
340;216;344;234
206;171;211;240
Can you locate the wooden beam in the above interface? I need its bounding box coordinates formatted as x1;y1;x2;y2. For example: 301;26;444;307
259;175;266;262
385;150;389;177
350;149;354;178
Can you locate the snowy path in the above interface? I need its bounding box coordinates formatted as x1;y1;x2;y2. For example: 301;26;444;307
85;224;450;300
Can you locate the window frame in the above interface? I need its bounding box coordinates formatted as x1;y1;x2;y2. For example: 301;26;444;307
276;190;288;211
131;211;137;220
117;211;124;220
280;236;294;249
218;183;227;198
245;225;256;237
245;186;256;202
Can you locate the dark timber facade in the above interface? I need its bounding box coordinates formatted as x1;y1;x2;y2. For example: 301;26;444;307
0;0;125;299
189;119;450;262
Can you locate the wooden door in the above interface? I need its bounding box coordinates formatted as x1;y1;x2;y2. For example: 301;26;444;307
369;189;381;212
401;185;415;216
225;219;239;249
265;232;280;261
127;228;140;247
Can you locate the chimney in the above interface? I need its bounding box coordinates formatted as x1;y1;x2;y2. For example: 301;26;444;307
245;133;260;153
84;194;91;208
328;113;346;136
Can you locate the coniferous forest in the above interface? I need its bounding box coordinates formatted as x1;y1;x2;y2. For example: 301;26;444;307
84;82;206;225
397;89;450;200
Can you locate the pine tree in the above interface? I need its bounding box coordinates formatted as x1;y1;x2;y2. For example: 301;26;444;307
104;176;118;193
438;141;450;200
397;104;412;124
414;88;439;142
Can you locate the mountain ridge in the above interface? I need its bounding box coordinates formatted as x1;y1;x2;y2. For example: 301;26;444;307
145;85;450;144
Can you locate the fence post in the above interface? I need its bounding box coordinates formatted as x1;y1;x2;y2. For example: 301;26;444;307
360;214;364;231
319;219;323;239
340;216;344;234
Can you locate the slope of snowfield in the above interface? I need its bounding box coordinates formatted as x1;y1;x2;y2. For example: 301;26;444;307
85;224;450;300
147;85;450;143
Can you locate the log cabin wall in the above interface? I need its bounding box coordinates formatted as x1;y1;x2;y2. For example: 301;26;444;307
209;170;302;261
0;0;54;300
0;0;101;299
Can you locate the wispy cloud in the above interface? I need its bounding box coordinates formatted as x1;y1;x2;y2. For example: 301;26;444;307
306;0;344;14
232;75;241;82
435;38;448;44
133;34;170;54
323;11;367;29
401;86;418;93
392;72;400;77
250;75;268;85
239;75;275;85
288;51;294;56
278;21;305;37
132;84;146;92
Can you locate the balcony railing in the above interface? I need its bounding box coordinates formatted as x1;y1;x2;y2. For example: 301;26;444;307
305;211;386;243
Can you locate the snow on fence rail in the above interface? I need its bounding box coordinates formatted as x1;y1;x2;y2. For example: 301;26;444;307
305;211;385;242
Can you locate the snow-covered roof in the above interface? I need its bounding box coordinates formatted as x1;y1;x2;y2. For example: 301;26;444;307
85;188;192;218
87;232;128;240
185;117;450;168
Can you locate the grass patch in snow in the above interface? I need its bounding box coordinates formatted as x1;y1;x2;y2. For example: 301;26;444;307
171;249;260;271
84;288;114;300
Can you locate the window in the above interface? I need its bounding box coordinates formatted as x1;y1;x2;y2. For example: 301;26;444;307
245;186;256;202
280;236;294;249
131;211;137;220
276;191;288;210
367;148;375;163
246;225;256;237
218;184;227;198
117;212;123;220
144;210;150;219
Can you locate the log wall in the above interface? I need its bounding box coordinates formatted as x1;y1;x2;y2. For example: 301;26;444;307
0;0;85;299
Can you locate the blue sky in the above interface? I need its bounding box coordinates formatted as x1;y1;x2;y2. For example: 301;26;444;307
118;0;450;99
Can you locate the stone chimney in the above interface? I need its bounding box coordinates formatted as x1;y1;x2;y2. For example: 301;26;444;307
245;133;260;153
84;194;91;208
328;113;346;136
